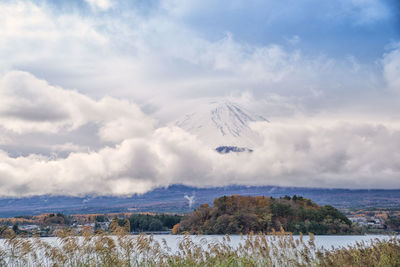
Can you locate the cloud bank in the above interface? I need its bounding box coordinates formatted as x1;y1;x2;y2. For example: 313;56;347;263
0;71;399;197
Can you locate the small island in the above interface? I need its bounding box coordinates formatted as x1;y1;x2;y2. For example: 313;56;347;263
174;195;355;235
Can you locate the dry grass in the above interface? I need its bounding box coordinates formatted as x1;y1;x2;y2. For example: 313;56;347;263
0;227;398;266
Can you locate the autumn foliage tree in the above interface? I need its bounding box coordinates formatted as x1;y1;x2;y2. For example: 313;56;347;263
175;195;354;235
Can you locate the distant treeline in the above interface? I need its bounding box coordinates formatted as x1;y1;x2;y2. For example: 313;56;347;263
386;216;400;232
174;195;355;235
110;214;182;232
130;214;182;232
9;195;400;236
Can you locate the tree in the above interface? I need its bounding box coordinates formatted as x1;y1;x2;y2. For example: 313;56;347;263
109;218;119;233
122;219;130;232
95;215;105;222
148;219;163;231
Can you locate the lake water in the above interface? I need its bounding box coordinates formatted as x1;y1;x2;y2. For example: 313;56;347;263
155;234;391;251
29;234;391;252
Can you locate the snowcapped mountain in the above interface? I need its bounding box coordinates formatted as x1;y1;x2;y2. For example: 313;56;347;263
174;101;268;149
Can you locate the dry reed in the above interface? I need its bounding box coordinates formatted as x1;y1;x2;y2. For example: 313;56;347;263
0;227;398;266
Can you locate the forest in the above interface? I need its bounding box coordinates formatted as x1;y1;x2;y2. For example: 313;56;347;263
174;195;355;234
109;214;182;232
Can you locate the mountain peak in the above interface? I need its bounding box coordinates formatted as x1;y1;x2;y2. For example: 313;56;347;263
174;100;268;148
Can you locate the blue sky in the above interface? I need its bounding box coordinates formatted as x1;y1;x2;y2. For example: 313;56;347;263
176;0;398;58
39;0;400;59
1;0;396;106
0;0;399;195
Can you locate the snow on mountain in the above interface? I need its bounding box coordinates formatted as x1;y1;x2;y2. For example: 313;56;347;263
174;101;268;149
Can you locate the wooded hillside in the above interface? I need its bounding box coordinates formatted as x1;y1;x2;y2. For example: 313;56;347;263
174;195;354;234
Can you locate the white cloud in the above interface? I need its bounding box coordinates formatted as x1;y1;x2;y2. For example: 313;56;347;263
51;143;88;153
0;126;216;196
0;71;155;141
0;72;399;196
1;117;400;197
383;47;400;93
85;0;112;11
287;35;301;46
347;0;391;24
191;34;300;83
0;0;388;105
248;121;400;188
0;127;12;146
0;71;399;196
